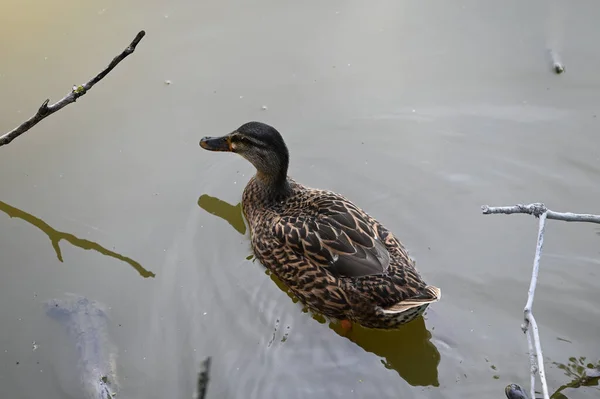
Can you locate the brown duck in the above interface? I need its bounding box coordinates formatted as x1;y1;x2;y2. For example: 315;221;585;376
200;121;441;330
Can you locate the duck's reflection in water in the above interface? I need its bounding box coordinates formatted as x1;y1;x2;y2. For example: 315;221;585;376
198;193;441;387
197;195;246;235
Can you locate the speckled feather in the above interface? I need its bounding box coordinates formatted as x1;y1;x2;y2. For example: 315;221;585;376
242;176;440;329
200;121;440;329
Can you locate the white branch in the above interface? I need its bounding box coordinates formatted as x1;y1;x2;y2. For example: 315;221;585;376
521;211;550;399
525;329;537;399
527;313;549;399
0;30;146;147
524;211;546;312
483;203;600;399
482;203;600;224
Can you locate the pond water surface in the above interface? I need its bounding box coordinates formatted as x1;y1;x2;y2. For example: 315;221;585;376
1;1;599;398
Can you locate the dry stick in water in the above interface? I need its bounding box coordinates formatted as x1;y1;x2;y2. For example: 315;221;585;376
481;203;600;224
0;30;146;147
524;212;548;399
482;203;600;399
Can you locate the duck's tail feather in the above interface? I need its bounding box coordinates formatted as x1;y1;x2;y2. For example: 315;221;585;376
381;285;441;314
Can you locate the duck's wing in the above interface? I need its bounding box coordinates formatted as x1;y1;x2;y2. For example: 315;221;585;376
272;196;390;278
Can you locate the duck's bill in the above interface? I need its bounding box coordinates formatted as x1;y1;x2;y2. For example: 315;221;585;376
199;135;232;152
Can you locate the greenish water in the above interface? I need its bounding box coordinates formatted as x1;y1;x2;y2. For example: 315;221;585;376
1;0;599;398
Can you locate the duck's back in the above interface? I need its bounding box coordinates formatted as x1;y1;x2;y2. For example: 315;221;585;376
242;177;421;281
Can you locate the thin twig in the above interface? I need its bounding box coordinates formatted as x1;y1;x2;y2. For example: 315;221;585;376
0;30;146;147
482;203;600;399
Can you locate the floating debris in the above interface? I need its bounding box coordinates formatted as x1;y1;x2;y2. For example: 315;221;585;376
261;105;268;110
548;49;565;74
553;63;565;74
164;80;172;85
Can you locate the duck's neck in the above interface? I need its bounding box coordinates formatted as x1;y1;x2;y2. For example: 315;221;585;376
255;170;292;199
253;151;292;199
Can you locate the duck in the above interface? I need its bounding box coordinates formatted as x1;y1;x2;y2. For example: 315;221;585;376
199;121;441;330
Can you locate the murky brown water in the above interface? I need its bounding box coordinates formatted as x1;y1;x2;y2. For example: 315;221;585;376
1;0;600;398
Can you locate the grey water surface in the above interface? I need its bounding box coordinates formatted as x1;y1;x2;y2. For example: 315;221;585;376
1;0;599;398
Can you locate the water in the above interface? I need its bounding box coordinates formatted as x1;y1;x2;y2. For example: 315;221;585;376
1;0;599;398
45;294;118;399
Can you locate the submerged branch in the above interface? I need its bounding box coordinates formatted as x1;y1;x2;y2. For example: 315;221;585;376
0;30;146;147
483;203;600;399
196;357;211;399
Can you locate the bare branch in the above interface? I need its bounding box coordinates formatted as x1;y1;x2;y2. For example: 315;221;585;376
524;211;546;313
525;330;537;399
0;30;146;147
526;313;549;399
518;210;550;399
483;203;600;399
482;203;600;224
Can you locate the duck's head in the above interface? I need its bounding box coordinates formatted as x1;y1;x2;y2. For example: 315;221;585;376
200;121;290;187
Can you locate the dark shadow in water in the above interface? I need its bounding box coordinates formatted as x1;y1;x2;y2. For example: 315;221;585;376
197;193;441;387
550;356;599;399
266;268;440;387
198;194;246;235
0;200;155;278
